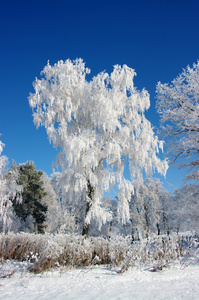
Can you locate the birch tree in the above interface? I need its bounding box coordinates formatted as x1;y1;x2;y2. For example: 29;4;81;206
29;58;168;236
156;61;199;181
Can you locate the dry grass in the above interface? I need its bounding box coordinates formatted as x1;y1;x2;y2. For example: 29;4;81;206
118;234;198;273
0;232;197;274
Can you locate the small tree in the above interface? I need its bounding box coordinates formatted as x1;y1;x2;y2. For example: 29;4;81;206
11;161;47;233
29;58;168;236
156;61;199;181
0;139;21;233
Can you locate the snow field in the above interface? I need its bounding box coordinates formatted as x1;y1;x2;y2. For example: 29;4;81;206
0;261;199;299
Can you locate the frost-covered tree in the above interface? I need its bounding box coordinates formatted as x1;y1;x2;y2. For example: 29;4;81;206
42;173;77;234
156;61;199;181
155;182;171;236
130;178;166;240
144;178;170;236
39;173;58;233
11;161;47;233
29;58;168;236
0;140;21;233
51;172;82;233
166;184;199;233
129;186;145;241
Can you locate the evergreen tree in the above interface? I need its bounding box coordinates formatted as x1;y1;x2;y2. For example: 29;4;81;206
11;161;47;233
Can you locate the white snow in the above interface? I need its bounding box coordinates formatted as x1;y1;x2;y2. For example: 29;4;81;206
0;261;199;299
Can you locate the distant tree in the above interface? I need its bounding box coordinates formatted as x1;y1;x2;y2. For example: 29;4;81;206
130;178;166;240
29;58;168;236
156;183;171;236
50;172;82;233
11;161;47;233
42;173;77;234
156;61;199;181
166;184;199;233
40;173;57;213
0;139;21;233
129;186;145;241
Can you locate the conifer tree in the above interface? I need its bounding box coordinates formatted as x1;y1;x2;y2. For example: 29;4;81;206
11;161;47;233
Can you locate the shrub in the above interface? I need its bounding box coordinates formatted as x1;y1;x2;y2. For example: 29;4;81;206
0;232;197;274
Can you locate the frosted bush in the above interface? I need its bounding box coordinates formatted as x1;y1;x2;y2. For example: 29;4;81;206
118;233;199;273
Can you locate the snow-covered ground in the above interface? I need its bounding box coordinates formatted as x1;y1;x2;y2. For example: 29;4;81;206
0;261;199;299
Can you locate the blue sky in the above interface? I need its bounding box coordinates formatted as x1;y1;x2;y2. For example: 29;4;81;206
0;0;199;193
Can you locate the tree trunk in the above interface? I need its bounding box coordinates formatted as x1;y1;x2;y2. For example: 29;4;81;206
108;220;113;241
131;227;135;243
136;228;140;241
144;205;149;238
82;179;95;237
157;223;160;235
82;201;91;236
34;222;38;234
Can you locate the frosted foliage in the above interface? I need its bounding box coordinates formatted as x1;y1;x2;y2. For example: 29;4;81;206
41;174;58;208
156;61;199;181
130;178;164;238
167;184;199;233
0;139;22;233
42;174;77;234
29;59;168;226
45;203;77;234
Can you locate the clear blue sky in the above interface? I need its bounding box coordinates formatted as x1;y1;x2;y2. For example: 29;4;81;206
0;0;199;193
